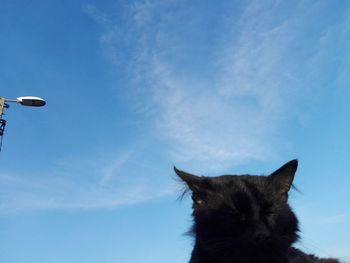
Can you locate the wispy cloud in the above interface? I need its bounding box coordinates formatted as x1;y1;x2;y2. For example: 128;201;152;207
99;150;134;186
319;213;350;225
0;149;175;213
83;0;341;171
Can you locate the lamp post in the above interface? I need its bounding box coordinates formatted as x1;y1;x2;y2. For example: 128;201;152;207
0;96;46;151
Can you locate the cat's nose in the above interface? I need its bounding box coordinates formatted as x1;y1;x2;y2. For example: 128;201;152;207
254;223;270;242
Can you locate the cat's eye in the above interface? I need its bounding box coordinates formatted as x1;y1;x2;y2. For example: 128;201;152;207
192;193;205;206
263;207;274;216
230;210;245;219
261;203;274;216
265;210;274;216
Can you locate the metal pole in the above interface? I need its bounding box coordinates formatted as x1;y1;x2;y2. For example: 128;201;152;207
0;97;5;119
0;97;7;150
4;99;17;103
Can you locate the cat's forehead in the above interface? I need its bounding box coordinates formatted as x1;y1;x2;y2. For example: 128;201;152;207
209;174;268;190
202;175;271;208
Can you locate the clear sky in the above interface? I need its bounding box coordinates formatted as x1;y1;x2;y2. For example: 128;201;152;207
0;0;349;262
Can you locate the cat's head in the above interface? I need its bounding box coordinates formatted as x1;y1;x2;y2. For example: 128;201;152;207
175;159;299;254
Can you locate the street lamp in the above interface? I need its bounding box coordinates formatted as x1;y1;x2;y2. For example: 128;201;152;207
0;96;46;151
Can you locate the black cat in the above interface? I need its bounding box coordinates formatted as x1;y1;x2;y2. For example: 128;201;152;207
175;159;340;263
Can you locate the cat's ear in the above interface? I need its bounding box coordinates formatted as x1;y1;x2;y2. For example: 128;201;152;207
174;166;201;192
268;159;298;199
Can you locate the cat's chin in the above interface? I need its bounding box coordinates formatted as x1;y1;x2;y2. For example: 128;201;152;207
198;241;289;263
200;237;291;254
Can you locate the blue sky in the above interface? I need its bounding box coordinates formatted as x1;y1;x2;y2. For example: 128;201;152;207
0;0;349;262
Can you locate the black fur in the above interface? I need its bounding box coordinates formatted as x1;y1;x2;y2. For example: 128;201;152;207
175;160;340;263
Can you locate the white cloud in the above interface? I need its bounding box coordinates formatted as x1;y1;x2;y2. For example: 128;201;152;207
0;150;175;213
319;213;350;225
84;2;281;173
97;0;303;171
136;0;350;172
99;150;134;186
82;4;109;25
149;59;269;170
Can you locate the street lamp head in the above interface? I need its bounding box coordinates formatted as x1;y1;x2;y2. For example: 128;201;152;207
16;96;46;107
0;95;46;151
